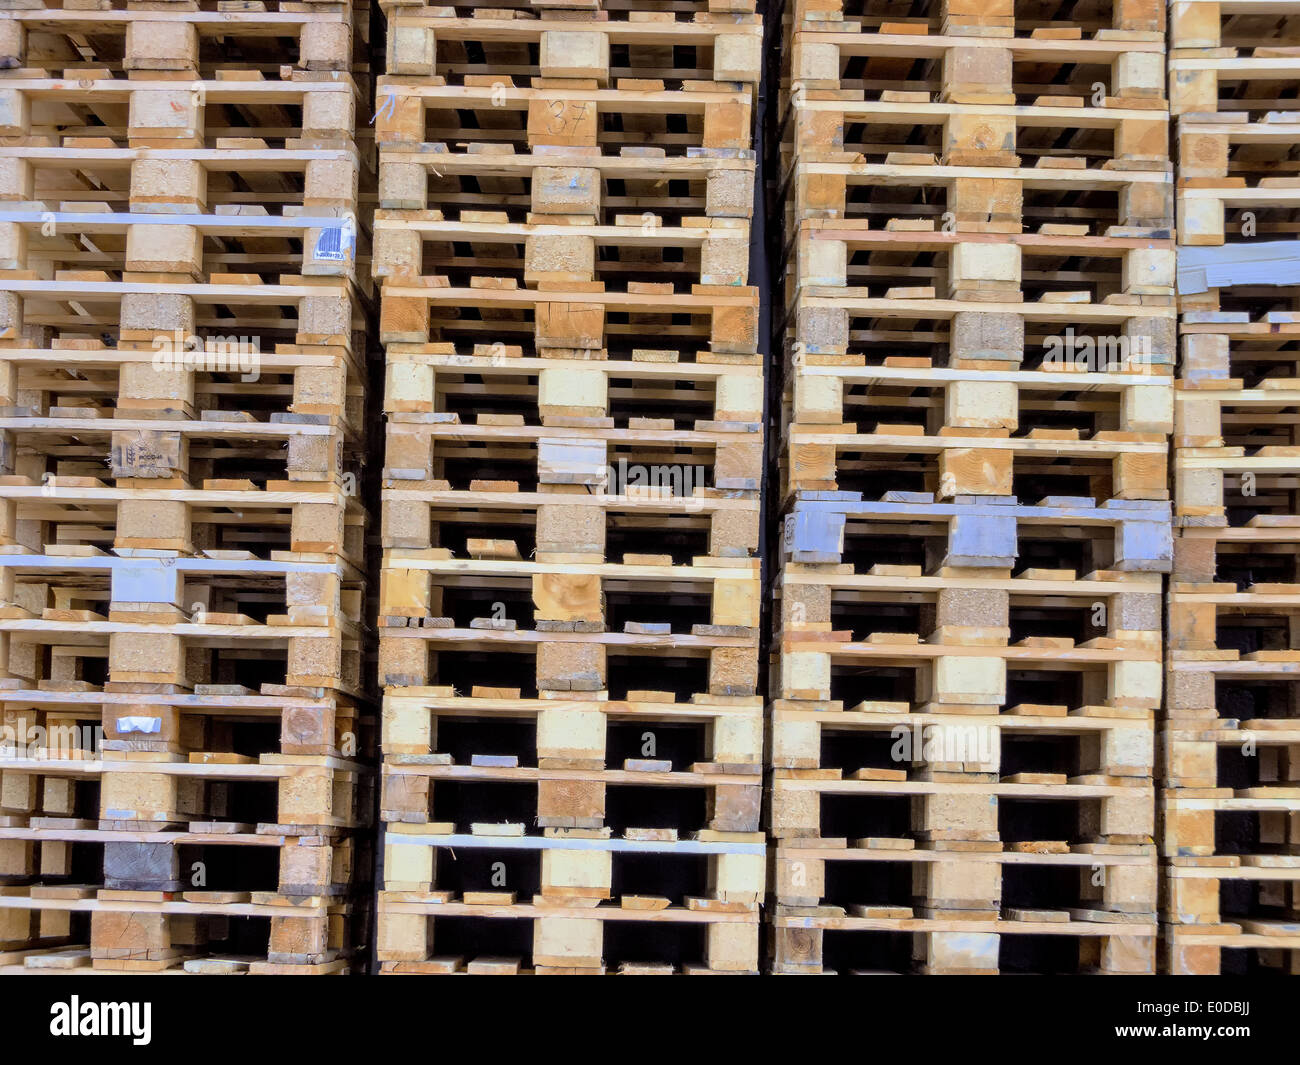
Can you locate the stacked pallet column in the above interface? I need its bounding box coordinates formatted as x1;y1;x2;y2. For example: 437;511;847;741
1165;0;1300;974
770;0;1173;973
373;0;766;974
0;2;375;973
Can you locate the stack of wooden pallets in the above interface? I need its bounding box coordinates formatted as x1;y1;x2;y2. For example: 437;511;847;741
1165;0;1300;975
768;0;1174;974
0;0;376;974
12;0;1287;981
371;0;767;973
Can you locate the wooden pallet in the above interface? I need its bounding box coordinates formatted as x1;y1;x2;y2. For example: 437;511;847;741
372;0;763;363
0;0;377;972
0;888;363;974
371;0;765;974
1171;0;1300;248
381;686;762;761
0;606;366;690
0;480;367;570
0;0;373;76
374;29;760;155
1159;732;1300;975
1164;560;1300;971
780;297;1175;502
777;0;1176;508
1165;0;1300;966
383;422;760;498
771;570;1161;825
0;681;373;971
1162;536;1300;951
380;0;760;83
769;0;1169;974
0;96;372;555
1175;310;1300;526
765;549;1161;972
785;0;1161;36
376;822;763;973
0;691;373;828
783;492;1172;572
373;4;762;292
781;12;1170;205
379;685;763;836
770;906;1157;974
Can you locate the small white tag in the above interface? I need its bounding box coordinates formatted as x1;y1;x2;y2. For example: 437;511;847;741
116;715;162;735
313;223;355;262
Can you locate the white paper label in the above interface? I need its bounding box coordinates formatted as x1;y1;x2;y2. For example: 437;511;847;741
115;715;163;735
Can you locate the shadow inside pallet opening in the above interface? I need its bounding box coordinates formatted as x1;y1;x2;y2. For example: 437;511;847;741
607;655;710;701
431;652;535;696
436;718;537;767
1218;950;1291;976
829;602;920;638
422;915;531;965
823;860;911;910
834;531;1101;581
1000;863;1083;913
1008;604;1099;646
442;454;539;492
604;592;712;634
1005;669;1085;709
603;920;706;970
428;652;710;702
1216;615;1300;660
810;915;1115;974
840;532;927;570
608;721;706;768
438;585;532;628
149;844;280;895
820;729;900;777
828;458;1103;503
1018;537;1094;574
428;847;710;903
434;520;536;557
432;370;718;429
225;781;281;832
427;776;707;837
1000;733;1085;780
211;654;298;692
1214;679;1293;722
436;847;541;897
422;780;533;828
820;793;910;840
999;798;1080;846
608;525;711;566
811;916;1105;976
1221;206;1300;247
827;664;915;705
601;785;708;836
